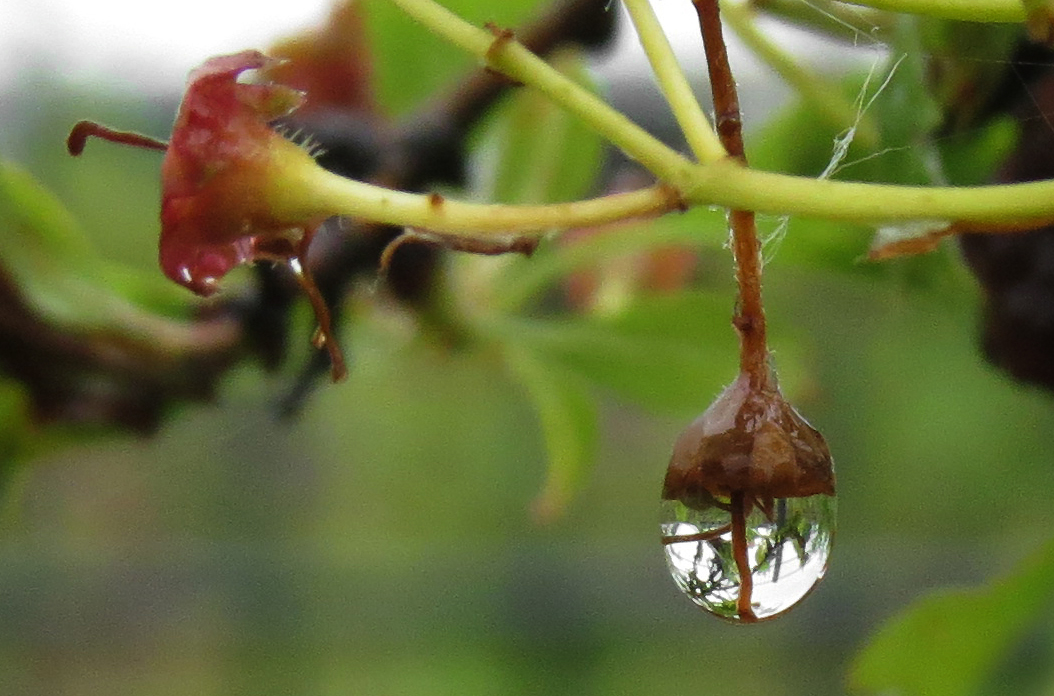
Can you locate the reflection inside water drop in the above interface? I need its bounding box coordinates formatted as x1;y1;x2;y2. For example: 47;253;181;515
661;493;834;622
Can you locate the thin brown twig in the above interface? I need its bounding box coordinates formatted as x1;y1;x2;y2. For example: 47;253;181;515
66;120;168;155
693;0;770;389
378;227;539;278
660;523;733;545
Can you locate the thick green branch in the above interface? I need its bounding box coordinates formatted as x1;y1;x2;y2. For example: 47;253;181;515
835;0;1025;22
273;159;679;234
277;151;1054;234
685;160;1054;225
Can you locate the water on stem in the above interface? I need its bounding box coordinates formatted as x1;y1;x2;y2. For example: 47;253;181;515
660;373;836;622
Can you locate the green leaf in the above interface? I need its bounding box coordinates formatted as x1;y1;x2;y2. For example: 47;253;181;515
937;115;1018;187
473;50;603;206
503;346;597;522
849;535;1054;696
492;206;725;312
0;381;39;489
0;159;189;332
495;292;738;415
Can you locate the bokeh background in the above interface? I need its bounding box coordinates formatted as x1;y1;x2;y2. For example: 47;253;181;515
2;1;1053;694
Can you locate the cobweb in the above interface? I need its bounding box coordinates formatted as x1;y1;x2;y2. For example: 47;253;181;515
757;2;902;263
758;0;1054;264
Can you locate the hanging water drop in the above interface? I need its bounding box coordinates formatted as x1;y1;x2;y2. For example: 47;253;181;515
660;373;835;623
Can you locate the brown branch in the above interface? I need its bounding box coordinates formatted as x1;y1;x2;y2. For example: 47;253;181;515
693;0;769;389
0;268;238;433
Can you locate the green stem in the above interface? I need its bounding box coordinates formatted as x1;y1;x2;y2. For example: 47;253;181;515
282;144;1054;231
682;159;1054;224
380;0;1054;227
836;0;1025;22
273;158;679;234
622;0;726;162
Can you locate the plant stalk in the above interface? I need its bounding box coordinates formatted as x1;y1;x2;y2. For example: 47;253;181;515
695;0;769;388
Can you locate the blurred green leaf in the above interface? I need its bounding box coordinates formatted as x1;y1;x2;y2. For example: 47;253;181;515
847;19;943;187
938;116;1018;187
0;159;189;333
364;0;549;116
917;18;1019;130
492;207;724;312
474;50;603;206
494;292;739;415
849;535;1054;696
0;381;39;499
503;346;597;522
748;74;872;178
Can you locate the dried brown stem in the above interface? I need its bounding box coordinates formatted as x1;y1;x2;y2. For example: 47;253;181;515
289;254;347;382
379;227;539;277
67;120;168;156
693;0;769;389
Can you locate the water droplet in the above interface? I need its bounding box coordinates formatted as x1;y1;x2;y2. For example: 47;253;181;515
661;491;834;622
660;372;836;622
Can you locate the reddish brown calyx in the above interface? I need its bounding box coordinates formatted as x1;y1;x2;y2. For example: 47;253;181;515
662;372;834;508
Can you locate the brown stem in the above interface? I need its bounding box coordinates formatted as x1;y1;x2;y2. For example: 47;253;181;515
67;120;168;156
289;255;347;383
693;0;769;389
378;226;539;278
660;522;733;545
730;491;758;622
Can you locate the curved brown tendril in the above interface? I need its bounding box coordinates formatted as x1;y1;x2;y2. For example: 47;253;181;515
67;120;168;156
288;253;347;382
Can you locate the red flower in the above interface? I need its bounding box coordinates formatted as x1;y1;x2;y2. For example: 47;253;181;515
159;50;318;296
68;51;346;379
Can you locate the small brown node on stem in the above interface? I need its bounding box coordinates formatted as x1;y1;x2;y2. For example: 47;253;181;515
1026;7;1054;47
732;313;758;336
426;192;445;210
484;22;516;63
658;182;689;213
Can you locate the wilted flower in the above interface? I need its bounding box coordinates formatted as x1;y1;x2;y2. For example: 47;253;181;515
158;50;320;296
68;50;346;378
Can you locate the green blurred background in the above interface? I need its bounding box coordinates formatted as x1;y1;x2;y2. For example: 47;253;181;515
2;1;1054;694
